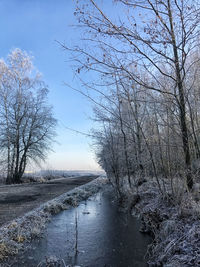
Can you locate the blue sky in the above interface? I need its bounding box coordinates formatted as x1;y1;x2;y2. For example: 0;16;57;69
0;0;100;171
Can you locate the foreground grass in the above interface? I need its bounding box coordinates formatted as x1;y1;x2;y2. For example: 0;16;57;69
123;177;200;266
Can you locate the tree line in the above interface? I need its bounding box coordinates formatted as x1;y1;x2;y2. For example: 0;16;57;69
65;0;200;194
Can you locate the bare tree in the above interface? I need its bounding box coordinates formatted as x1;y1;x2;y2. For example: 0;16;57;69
64;0;200;189
0;49;56;184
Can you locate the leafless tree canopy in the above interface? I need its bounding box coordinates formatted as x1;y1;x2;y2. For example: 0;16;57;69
0;49;57;184
65;0;200;192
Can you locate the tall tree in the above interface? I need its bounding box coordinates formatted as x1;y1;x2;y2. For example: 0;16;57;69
0;49;56;184
66;0;200;189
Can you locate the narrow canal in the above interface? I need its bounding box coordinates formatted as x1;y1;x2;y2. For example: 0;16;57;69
13;189;152;266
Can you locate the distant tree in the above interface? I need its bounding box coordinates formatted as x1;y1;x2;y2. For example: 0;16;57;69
0;49;56;184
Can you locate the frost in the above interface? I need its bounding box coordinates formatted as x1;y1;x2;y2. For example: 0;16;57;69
0;177;107;262
127;178;200;266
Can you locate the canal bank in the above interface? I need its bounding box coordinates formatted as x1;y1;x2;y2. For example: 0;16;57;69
128;177;200;266
0;178;153;266
0;177;106;264
13;187;152;266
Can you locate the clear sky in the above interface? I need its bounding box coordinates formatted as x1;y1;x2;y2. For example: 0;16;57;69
0;0;101;171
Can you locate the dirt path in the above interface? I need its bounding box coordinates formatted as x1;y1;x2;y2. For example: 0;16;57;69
0;176;96;226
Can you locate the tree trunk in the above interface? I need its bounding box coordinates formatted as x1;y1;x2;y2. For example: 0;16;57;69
168;0;193;189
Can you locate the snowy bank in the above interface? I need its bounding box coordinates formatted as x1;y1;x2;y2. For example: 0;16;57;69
0;176;107;262
126;177;200;266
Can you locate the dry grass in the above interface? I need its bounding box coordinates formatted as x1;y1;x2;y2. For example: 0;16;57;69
127;177;200;266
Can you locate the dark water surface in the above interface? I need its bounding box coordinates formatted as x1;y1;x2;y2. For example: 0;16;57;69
14;189;152;266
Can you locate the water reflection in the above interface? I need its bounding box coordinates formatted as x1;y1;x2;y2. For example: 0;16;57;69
14;189;152;266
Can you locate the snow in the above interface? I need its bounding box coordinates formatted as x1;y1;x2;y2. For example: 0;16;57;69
123;177;200;266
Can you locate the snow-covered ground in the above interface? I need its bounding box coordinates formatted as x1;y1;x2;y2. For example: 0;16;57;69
120;177;200;266
25;169;106;178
